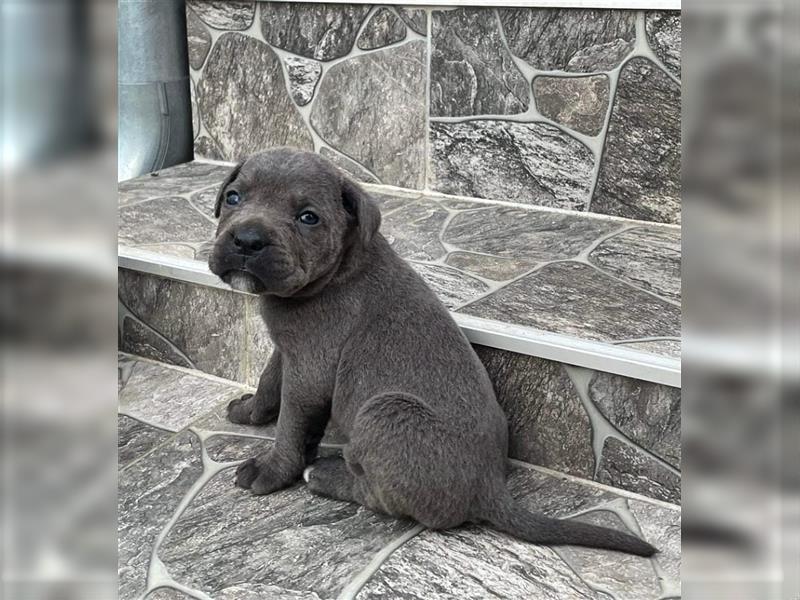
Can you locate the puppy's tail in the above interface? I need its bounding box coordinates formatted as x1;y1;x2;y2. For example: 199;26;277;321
482;490;657;557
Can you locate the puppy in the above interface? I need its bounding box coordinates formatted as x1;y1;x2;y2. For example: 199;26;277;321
208;148;656;556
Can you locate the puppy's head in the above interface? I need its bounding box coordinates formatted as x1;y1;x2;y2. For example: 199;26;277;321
208;147;381;296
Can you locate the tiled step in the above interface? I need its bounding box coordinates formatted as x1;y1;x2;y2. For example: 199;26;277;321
118;355;681;600
118;160;681;503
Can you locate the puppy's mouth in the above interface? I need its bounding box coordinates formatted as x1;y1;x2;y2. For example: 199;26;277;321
220;270;266;294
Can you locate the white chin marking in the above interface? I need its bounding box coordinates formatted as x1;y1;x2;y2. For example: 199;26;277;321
303;466;313;483
228;272;258;293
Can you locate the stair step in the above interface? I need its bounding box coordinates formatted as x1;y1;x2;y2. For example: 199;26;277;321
118;354;680;600
118;160;681;504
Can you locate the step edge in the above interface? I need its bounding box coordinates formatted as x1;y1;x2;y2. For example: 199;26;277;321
119;246;681;388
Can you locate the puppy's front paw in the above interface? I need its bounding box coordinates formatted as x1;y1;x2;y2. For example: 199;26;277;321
234;456;293;495
227;393;254;424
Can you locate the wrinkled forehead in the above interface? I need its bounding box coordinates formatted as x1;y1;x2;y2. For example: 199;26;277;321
236;154;342;206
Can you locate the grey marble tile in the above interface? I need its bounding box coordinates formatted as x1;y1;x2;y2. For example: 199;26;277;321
119;431;203;600
118;161;230;206
370;190;417;213
589;226;681;302
357;7;407;50
118;269;248;382
194;136;224;161
148;586;324;600
118;415;173;469
443;206;620;261
557;510;662;600
118;359;245;432
475;347;595;478
188;186;218;218
118;354;138;391
396;7;427;36
533;75;610;136
119;311;196;370
598;438;681;504
186;6;211;70
205;434;273;462
459;262;681;342
198;33;313;161
146;588;192;599
191;78;200;140
192;400;277;440
616;338;681;358
505;466;617;518
445;251;535;281
431;8;528;117
499;8;636;72
119;196;216;247
591;58;681;224
159;468;416;599
381;198;448;261
410;263;490;309
430;120;594;210
589;371;681;468
284;56;322;106
186;0;254;31
629;500;681;583
260;3;371;61
646;12;681;78
320;147;380;184
311;41;427;189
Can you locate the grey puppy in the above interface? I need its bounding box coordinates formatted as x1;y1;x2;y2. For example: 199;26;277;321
208;148;656;556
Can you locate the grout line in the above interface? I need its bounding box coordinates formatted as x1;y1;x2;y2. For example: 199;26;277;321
337;524;427;600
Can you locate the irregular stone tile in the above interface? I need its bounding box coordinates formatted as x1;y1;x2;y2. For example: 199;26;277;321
190;78;200;139
370;190;415;213
260;3;371;61
192;400;277;440
119;431;203;600
589;226;681;302
431;8;528;117
430;120;593;210
204;434;273;462
410;263;490;309
118;359;245;432
146;588;192;599
186;1;254;31
444;206;620;261
119;197;216;247
159;468;416;598
381;198;449;261
499;8;636;72
598;438;681;504
534;75;609;136
590;371;681;467
118;354;138;391
505;466;617;518
397;7;427;36
194;136;224;161
591;58;681;224
357;7;406;50
475;347;595;478
558;510;661;600
119;315;195;371
118;269;248;382
118;415;173;469
188;186;219;217
646;12;681;78
459;262;681;342
320;147;380;184
616;338;681;359
198;33;313;161
311;41;427;189
118;162;231;206
445;251;534;281
186;6;211;70
629;500;681;583
284;56;322;106
438;199;486;211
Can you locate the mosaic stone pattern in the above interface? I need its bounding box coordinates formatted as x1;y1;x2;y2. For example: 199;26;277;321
184;5;681;223
117;355;680;600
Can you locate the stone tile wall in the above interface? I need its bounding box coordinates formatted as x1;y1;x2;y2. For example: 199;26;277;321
187;3;680;223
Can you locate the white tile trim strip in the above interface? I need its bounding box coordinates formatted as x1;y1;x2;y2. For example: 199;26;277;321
118;245;681;388
272;1;681;10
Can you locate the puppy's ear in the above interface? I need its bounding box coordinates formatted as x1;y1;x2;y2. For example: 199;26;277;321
341;176;381;245
214;159;246;218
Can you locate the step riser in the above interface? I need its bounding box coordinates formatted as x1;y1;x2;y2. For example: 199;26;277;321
119;267;680;504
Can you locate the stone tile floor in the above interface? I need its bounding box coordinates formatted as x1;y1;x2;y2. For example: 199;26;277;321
119;353;681;600
119;161;681;360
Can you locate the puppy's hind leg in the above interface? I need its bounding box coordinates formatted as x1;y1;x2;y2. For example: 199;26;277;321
304;456;356;502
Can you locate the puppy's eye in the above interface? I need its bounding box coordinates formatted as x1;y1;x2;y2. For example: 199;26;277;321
298;210;320;226
225;191;241;206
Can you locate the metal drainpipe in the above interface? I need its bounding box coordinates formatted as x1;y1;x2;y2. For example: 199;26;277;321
118;0;193;181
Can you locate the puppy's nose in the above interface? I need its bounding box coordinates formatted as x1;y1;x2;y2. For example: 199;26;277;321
232;226;269;255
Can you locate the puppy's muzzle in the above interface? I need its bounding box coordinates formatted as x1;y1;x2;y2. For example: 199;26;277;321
231;224;270;256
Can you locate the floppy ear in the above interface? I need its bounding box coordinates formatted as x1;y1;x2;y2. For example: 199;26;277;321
341;176;381;245
214;160;245;218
